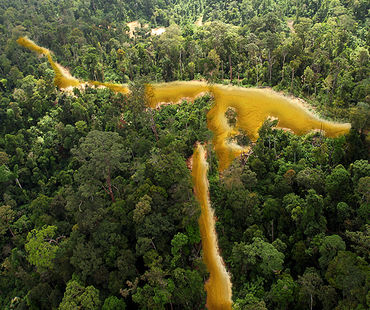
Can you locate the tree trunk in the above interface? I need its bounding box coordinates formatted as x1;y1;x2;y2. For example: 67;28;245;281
282;54;286;82
106;166;115;202
4;216;15;237
148;108;159;141
268;50;272;85
221;61;224;80
9;226;15;238
271;220;274;242
291;68;295;92
179;50;182;80
330;72;340;103
229;55;232;82
15;178;23;189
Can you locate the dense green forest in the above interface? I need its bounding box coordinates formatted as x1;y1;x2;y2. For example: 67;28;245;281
0;0;369;309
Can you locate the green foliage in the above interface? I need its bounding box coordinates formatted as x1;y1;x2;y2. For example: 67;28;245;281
233;293;268;310
132;269;175;309
133;194;152;223
319;235;346;270
102;296;126;310
298;268;323;310
231;237;285;281
0;205;15;237
72;130;130;201
171;232;188;262
325;165;352;201
58;280;101;310
268;273;296;310
25;225;59;270
301;190;326;237
296;167;325;193
326;251;369;307
0;165;14;183
351;160;370;184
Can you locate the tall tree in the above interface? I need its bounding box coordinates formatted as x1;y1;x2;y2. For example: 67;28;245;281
72;130;130;202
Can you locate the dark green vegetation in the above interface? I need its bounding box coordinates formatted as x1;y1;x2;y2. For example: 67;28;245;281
0;0;369;309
